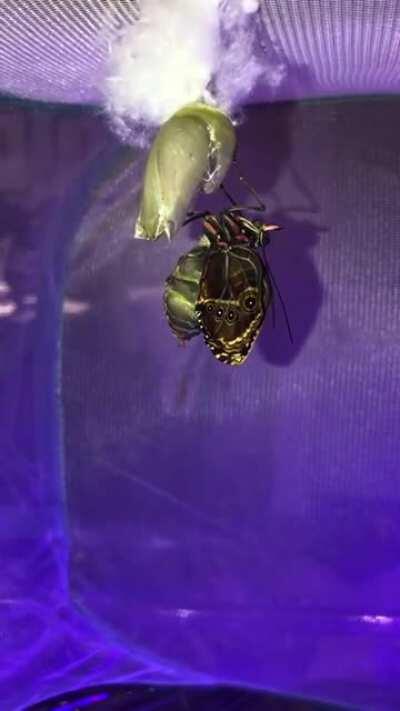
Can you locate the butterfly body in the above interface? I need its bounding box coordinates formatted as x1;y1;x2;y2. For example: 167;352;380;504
165;210;278;365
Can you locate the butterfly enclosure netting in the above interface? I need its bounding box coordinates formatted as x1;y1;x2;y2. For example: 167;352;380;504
1;1;400;709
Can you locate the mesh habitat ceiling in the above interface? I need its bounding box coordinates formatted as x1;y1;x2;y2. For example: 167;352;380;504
1;0;400;106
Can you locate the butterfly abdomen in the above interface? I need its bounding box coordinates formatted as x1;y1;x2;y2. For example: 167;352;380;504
164;245;209;341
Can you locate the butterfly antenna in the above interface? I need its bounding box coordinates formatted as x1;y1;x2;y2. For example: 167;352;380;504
264;257;293;343
232;159;266;210
220;182;237;206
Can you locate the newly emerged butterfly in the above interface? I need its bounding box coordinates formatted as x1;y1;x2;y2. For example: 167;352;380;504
164;184;286;365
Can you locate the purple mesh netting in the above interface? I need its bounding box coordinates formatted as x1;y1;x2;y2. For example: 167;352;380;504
1;0;400;105
0;103;184;710
1;95;400;709
2;3;400;709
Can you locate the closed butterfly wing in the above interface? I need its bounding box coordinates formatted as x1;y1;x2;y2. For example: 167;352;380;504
196;246;272;365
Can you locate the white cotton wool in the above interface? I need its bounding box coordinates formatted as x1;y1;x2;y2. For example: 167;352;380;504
241;0;260;13
105;0;220;128
104;0;275;143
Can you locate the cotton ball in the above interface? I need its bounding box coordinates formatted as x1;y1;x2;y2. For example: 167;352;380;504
241;0;260;13
104;0;284;145
106;0;220;126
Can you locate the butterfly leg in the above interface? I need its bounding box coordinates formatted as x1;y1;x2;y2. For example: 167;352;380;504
182;210;209;227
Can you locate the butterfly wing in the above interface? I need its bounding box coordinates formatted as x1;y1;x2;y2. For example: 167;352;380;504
196;246;271;365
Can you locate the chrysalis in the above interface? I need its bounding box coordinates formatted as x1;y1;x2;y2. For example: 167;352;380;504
134;102;236;241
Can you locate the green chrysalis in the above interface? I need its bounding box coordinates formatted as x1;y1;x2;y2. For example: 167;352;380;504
135;102;236;241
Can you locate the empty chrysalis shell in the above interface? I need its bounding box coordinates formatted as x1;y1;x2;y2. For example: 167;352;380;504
134;102;236;241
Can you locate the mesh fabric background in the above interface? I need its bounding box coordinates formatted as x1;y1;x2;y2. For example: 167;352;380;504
1;2;400;710
1;0;400;104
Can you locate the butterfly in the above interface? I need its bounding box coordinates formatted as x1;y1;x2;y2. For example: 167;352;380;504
164;183;291;365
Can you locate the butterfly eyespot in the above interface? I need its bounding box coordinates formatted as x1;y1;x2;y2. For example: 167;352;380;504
244;296;256;311
226;309;237;323
216;307;224;319
206;304;214;312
